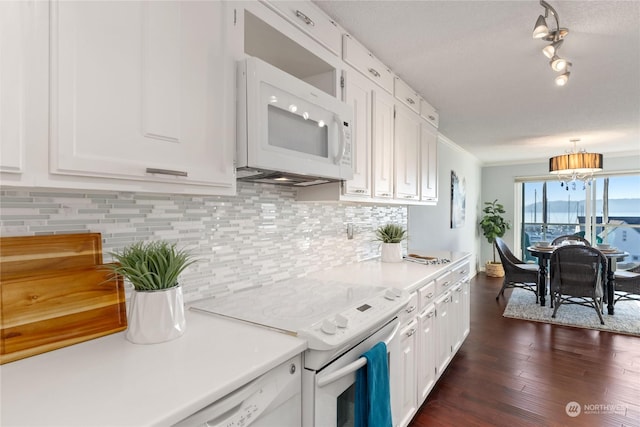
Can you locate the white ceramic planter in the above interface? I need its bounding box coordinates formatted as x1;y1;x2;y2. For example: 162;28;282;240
126;286;186;344
381;242;403;263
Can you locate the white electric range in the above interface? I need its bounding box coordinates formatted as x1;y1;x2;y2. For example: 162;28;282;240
190;275;410;426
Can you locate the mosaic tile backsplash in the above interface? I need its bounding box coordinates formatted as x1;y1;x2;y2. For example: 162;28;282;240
0;182;407;302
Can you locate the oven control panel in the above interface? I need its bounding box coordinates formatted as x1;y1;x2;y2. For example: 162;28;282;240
299;287;410;350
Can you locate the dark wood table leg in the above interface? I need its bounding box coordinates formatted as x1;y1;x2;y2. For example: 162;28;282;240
607;259;615;315
539;257;547;307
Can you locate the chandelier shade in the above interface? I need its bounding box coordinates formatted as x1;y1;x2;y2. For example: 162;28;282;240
549;152;603;174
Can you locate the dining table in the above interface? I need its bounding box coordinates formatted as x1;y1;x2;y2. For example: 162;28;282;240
527;245;629;314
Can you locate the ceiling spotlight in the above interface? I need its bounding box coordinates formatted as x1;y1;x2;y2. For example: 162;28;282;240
533;14;549;39
542;39;563;59
555;63;572;86
550;55;567;71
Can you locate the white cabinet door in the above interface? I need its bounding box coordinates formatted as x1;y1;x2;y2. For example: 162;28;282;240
461;279;471;341
420;121;438;202
0;1;47;183
398;319;418;427
434;292;451;375
417;305;436;406
50;1;234;192
450;283;463;353
394;103;420;201
342;67;372;197
372;89;395;199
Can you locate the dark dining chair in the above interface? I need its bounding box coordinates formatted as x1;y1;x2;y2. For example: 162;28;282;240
551;235;591;246
494;237;539;301
549;245;607;325
613;264;640;306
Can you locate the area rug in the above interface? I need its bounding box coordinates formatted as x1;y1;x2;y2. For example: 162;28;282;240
503;288;640;336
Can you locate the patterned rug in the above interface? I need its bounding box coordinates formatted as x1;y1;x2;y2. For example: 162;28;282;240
503;288;640;336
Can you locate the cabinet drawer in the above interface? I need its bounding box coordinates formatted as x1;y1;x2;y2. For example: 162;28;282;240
266;0;342;56
418;281;435;311
394;77;420;114
399;292;419;326
343;34;393;93
451;261;471;284
435;271;455;295
420;98;439;128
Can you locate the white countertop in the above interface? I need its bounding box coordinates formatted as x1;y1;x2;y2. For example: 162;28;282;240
0;252;470;426
0;310;306;427
309;251;472;294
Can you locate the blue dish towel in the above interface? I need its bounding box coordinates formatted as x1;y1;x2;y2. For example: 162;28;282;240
355;342;393;427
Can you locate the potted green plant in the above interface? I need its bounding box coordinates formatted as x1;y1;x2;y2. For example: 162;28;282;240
480;199;510;277
375;223;407;263
107;241;197;344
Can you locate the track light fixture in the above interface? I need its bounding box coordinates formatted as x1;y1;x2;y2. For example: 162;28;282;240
532;0;572;86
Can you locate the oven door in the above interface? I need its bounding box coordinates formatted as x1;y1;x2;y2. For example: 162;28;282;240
302;318;401;427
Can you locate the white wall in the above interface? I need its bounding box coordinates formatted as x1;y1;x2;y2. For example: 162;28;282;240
480;154;640;265
408;135;482;272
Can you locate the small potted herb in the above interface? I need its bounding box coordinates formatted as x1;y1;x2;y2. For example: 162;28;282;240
107;241;197;344
375;224;407;263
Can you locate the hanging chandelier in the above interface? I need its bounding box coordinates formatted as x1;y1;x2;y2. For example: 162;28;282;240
549;139;603;190
532;0;573;86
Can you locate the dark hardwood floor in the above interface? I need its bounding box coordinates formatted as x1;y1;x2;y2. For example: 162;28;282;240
409;273;640;427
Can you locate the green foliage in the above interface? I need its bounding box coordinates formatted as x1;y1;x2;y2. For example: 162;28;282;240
375;223;407;243
107;241;197;291
480;200;511;262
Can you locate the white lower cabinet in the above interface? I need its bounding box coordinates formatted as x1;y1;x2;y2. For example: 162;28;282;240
397;260;471;426
417;305;436;405
398;319;418;427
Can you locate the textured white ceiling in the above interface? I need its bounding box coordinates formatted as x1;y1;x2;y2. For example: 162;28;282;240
313;0;640;166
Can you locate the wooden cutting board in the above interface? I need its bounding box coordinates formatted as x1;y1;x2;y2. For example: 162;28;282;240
0;234;127;364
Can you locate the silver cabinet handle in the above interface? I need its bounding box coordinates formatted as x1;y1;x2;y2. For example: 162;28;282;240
426;312;434;319
380;192;391;197
428;115;436;121
354;189;366;193
405;328;416;337
146;168;188;177
295;10;315;26
404;195;415;199
406;305;416;314
442;281;451;287
407;98;416;105
368;68;381;78
427;292;433;298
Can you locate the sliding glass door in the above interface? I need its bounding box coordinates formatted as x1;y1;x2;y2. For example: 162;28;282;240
520;173;640;267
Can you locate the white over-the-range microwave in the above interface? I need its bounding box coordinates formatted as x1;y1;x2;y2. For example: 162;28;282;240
236;56;353;186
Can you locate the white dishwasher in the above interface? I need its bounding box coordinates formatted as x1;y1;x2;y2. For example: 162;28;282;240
173;355;301;427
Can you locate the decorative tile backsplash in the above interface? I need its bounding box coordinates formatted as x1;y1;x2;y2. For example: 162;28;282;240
0;183;407;302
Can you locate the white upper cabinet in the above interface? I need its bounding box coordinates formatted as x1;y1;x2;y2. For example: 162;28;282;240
264;0;342;57
420;121;438;202
343;34;394;94
372;89;395;199
394;103;421;201
420;97;439;129
342;67;373;197
49;1;235;194
0;1;48;185
394;77;420;114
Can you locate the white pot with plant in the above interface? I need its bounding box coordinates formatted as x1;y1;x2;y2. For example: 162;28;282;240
375;224;407;263
107;241;197;344
480;199;510;278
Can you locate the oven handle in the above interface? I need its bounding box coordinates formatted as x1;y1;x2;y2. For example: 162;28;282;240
316;322;400;388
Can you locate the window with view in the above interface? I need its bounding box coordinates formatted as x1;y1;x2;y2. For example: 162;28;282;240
520;174;640;268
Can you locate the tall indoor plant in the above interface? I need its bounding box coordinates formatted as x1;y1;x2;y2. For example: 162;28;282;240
107;241;197;344
480;199;510;277
375;223;407;263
